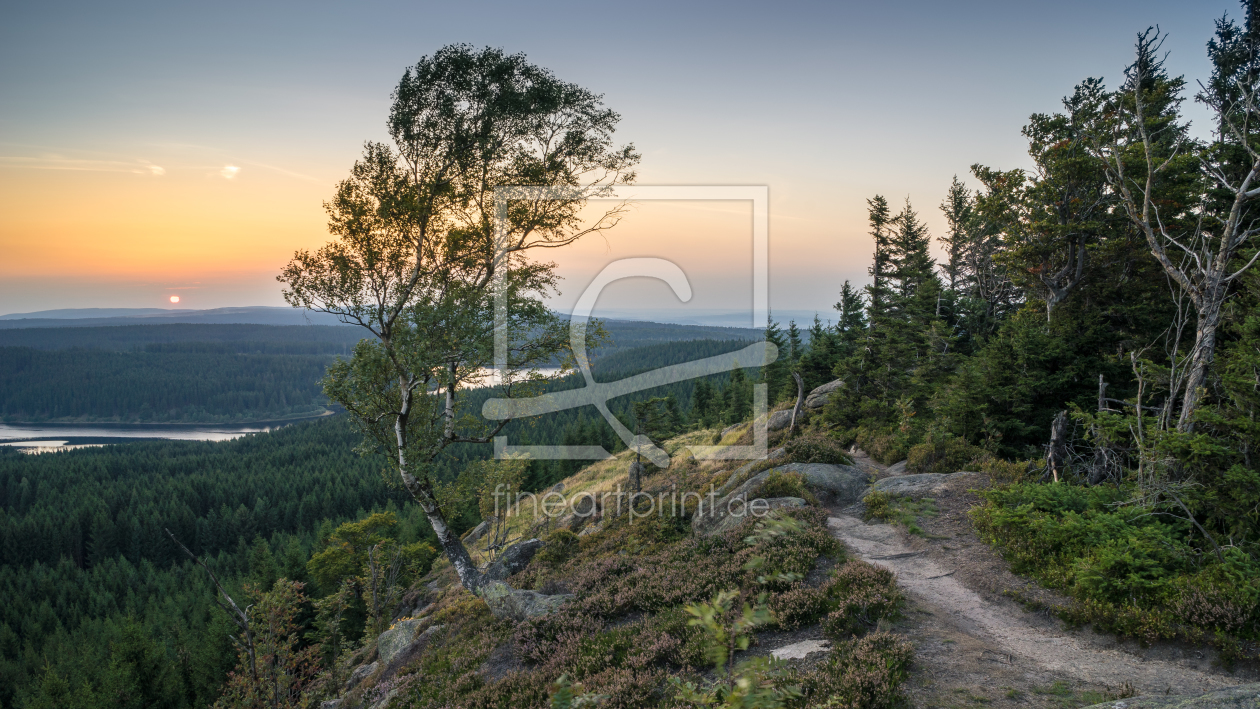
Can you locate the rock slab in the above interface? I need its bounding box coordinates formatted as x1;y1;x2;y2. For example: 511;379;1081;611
706;497;806;536
480;581;571;621
805;379;844;409
1082;683;1260;708
697;462;868;535
344;660;378;691
771;639;832;660
871;472;975;498
773;462;869;503
485;538;542;581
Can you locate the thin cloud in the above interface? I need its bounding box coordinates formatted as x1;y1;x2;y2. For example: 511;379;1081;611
242;160;319;183
219;165;240;179
0;155;166;175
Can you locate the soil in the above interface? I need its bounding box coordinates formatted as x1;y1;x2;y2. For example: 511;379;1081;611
826;450;1259;708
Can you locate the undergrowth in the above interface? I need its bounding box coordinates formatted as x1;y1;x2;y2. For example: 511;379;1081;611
972;482;1260;661
379;458;911;709
862;490;937;536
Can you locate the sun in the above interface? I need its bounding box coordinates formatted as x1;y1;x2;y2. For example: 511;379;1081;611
169;295;180;304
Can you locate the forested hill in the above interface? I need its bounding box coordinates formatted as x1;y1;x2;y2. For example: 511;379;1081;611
0;333;769;708
0;321;762;424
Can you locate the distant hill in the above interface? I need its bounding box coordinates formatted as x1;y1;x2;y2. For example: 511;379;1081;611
0;306;348;328
0;305;821;331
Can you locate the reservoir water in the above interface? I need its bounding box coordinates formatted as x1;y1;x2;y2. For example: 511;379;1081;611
0;419;322;453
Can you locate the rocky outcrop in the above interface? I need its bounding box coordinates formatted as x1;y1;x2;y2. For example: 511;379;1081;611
772;462;869;503
1082;683;1260;708
713;448;785;497
463;519;491;543
804;379;844;409
479;581;571;621
697;462;868;536
368;689;402;709
484;538;542;581
765;409;794;431
871;472;975;498
706;497;806;536
344;661;378;691
376;620;421;665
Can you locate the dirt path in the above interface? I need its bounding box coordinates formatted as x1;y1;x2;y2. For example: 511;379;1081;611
829;451;1255;707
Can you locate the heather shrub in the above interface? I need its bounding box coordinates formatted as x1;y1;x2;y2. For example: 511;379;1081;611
905;436;981;474
758;469;818;505
768;583;832;630
536;528;580;565
782;432;853;465
819;561;903;640
770;560;901;634
799;632;913;709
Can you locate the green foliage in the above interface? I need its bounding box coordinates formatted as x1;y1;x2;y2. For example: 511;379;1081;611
780;433;852;466
798;633;914;709
214;580;320;709
906;435;982;474
535;528;580;566
547;675;606;708
755;470;817;506
861;491;936;536
972;482;1260;650
670;590;800;708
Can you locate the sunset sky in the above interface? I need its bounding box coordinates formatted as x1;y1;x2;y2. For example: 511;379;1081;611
0;0;1233;322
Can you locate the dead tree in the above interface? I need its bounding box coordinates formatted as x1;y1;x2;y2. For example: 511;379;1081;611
166;528;256;682
1047;410;1070;483
1095;29;1260;432
787;372;805;437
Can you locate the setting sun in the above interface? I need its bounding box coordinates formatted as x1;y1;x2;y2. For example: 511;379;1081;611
169;295;180;303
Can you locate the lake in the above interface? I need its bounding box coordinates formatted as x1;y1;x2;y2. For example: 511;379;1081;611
0;419;316;453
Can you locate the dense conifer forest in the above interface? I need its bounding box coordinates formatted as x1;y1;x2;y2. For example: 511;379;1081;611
0;337;771;707
0;323;758;423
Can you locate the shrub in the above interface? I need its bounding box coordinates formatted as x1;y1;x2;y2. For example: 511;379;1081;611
861;491;934;535
536;528;580;566
971;452;1036;483
768;560;902;635
973;481;1260;655
820;561;903;640
861;491;891;522
769;584;832;630
906;436;982;474
800;632;913;709
854;429;905;465
782;432;853;465
758;469;818;505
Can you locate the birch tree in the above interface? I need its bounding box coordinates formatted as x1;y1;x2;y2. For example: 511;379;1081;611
279;45;638;591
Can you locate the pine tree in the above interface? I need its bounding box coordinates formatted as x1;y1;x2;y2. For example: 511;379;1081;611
786;320;803;370
865;196;896;322
760;316;790;403
939;175;975;293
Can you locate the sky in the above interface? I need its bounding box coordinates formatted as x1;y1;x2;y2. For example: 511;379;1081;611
0;0;1239;323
